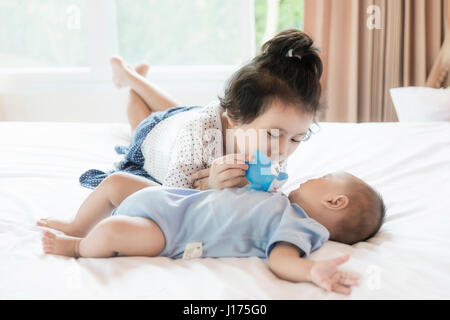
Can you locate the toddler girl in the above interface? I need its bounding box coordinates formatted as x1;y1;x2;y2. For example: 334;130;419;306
79;29;323;191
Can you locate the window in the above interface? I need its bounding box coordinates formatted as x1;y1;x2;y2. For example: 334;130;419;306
0;0;254;71
114;0;305;65
0;0;304;93
115;0;247;66
0;0;88;68
255;0;305;50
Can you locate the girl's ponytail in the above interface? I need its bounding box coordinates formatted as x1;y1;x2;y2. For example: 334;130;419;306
255;29;323;113
219;29;324;124
260;28;323;80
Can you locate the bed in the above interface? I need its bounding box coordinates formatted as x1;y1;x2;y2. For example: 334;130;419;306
0;119;449;299
1;2;449;300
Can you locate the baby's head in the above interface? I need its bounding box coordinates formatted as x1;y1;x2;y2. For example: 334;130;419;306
288;172;385;244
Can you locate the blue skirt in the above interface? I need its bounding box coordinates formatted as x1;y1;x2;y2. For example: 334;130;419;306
79;105;202;189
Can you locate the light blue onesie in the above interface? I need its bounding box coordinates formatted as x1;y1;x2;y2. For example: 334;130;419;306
111;186;329;259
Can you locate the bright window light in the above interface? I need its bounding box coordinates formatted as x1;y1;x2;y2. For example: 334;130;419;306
115;0;245;66
254;0;305;50
0;0;88;68
0;0;304;71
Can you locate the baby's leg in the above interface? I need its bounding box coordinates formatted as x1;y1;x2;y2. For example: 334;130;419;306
42;216;165;258
37;172;159;237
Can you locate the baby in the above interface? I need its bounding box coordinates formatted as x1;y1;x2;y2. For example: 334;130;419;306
37;171;385;295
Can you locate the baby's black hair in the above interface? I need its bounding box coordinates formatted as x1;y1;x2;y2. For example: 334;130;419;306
219;29;323;124
363;191;386;241
334;184;386;245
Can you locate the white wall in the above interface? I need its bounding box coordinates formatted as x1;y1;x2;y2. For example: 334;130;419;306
0;73;230;123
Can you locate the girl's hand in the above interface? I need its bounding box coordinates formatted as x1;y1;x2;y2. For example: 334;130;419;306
190;168;210;189
309;255;360;295
205;154;249;190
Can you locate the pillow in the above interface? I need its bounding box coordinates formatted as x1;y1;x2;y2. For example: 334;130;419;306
390;87;450;122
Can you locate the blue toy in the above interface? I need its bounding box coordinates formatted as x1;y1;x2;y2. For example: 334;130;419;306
245;150;288;192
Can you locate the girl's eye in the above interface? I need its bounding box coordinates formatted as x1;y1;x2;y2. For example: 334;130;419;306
267;131;280;138
291;135;304;143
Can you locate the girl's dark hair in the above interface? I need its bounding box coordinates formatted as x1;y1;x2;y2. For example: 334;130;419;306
219;29;323;124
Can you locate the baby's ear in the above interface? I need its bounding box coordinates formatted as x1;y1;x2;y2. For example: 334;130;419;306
321;195;349;210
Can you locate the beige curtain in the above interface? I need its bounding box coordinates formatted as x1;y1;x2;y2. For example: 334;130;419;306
304;0;447;122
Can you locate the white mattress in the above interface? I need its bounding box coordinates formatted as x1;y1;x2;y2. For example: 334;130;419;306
0;121;449;299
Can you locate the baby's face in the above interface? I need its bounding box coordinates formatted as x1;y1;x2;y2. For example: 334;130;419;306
288;172;361;229
297;172;357;198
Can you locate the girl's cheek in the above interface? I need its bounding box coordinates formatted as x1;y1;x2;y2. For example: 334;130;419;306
282;142;300;160
274;138;288;161
262;135;274;158
265;137;283;161
236;134;258;157
290;141;301;153
262;135;270;155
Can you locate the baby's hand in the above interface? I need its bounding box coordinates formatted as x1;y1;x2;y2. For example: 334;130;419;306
309;254;359;295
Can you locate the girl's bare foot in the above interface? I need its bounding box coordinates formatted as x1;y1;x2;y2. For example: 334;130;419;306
41;230;82;258
36;218;85;237
135;62;150;77
110;56;150;88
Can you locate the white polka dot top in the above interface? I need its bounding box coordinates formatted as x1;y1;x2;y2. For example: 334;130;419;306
141;100;224;188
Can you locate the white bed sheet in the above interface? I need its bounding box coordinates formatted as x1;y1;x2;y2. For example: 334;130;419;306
0;121;449;299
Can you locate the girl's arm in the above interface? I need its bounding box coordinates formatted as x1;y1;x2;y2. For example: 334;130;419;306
268;242;359;295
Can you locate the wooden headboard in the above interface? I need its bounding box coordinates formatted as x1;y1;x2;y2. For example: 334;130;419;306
426;0;450;88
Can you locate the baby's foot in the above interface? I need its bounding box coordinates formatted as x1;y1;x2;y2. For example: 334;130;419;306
41;230;81;258
110;56;150;88
36;218;85;237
